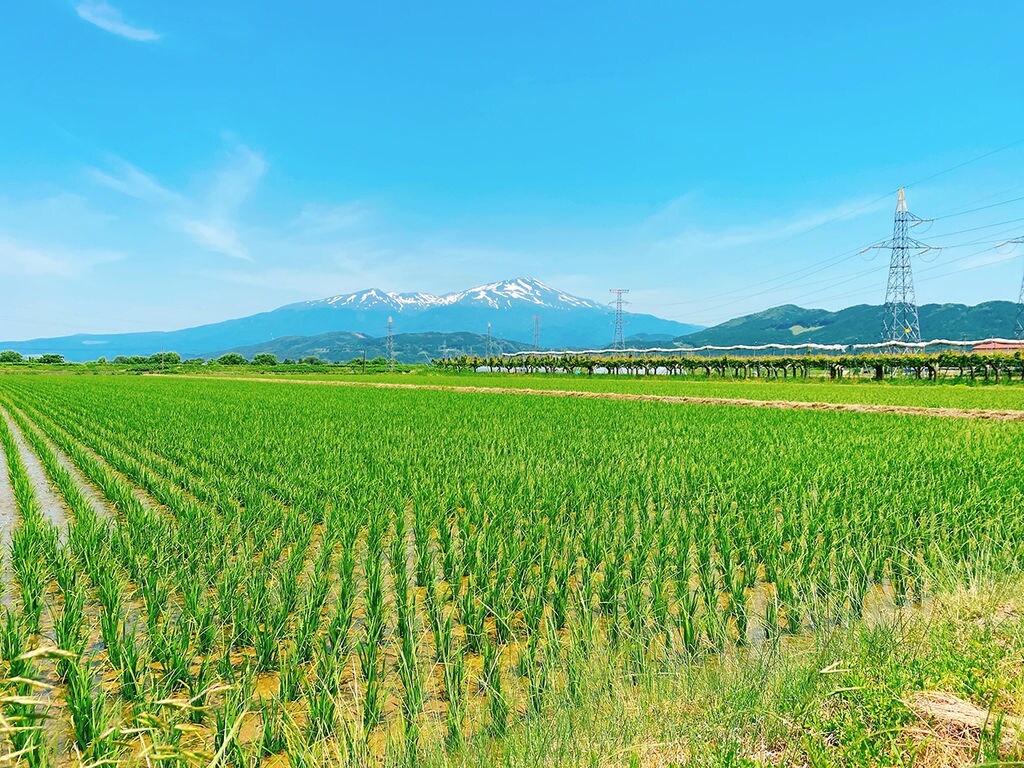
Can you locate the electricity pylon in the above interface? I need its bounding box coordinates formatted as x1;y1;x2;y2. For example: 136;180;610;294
994;237;1024;340
386;316;395;371
609;289;629;349
1018;266;1024;340
867;188;937;344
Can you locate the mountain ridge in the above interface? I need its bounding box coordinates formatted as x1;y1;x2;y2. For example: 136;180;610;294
677;301;1020;347
225;330;534;363
0;277;701;361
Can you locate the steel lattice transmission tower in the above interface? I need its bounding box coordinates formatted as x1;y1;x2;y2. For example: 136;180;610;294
486;322;494;357
871;188;936;344
1017;266;1024;341
386;316;395;372
609;289;629;349
994;237;1024;340
532;315;541;351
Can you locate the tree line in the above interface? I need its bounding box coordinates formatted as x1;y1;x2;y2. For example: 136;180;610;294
434;351;1024;382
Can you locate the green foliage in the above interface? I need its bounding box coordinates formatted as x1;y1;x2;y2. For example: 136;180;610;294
0;371;1021;765
148;352;181;365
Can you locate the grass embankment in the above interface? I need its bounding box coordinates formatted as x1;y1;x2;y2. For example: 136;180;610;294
431;570;1024;768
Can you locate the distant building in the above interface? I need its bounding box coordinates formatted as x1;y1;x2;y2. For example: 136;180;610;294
972;341;1024;353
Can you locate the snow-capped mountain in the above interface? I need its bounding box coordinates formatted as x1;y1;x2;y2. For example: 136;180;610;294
306;278;605;312
2;278;703;360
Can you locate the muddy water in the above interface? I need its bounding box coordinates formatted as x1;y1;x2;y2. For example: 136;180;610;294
0;441;16;605
0;408;68;533
15;409;116;521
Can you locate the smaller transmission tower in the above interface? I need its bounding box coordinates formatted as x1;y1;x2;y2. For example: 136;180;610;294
609;289;629;349
1017;267;1024;341
867;188;937;345
995;237;1024;340
532;315;541;351
486;322;494;357
386;316;395;371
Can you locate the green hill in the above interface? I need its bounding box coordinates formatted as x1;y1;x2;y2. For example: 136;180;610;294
677;301;1019;346
225;330;532;363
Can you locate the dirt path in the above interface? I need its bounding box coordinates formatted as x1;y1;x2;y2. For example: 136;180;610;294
178;376;1024;422
0;408;68;532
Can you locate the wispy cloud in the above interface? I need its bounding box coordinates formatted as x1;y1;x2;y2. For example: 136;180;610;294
179;145;267;259
181;220;250;261
88;160;181;205
293;203;373;236
75;1;160;42
956;247;1021;271
651;195;889;252
0;235;120;278
90;143;267;260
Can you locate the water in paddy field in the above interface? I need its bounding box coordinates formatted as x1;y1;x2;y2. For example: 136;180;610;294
41;425;117;521
0;410;68;534
0;441;14;604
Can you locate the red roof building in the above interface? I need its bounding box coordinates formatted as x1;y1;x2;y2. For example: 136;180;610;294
972;341;1024;352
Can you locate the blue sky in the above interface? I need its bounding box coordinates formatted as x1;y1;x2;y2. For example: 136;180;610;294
3;1;1024;339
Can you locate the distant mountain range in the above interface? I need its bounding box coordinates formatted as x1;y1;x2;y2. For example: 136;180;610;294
2;279;1019;361
228;331;533;363
0;278;702;361
677;301;1020;347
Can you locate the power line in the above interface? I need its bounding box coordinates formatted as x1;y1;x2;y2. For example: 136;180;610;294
929;193;1024;221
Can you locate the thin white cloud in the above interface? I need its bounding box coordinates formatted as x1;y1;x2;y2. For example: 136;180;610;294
0;235;120;278
88;161;182;205
75;1;160;42
90;143;267;260
181;219;251;261
653;195;889;252
955;248;1020;271
294;203;372;236
203;145;268;216
180;145;267;260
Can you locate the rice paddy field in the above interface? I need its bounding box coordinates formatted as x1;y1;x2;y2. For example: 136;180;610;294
1;372;1023;766
209;369;1024;411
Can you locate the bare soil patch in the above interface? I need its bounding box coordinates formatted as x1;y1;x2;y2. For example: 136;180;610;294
905;690;1023;764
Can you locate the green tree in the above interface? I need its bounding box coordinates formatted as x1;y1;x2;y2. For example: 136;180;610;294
300;356;324;365
148;352;181;365
251;353;278;366
217;353;247;366
0;350;24;363
38;353;65;364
